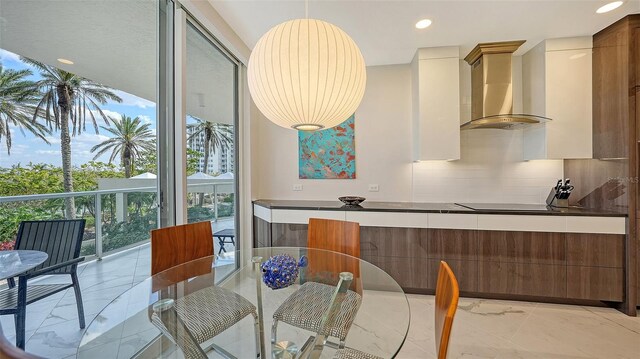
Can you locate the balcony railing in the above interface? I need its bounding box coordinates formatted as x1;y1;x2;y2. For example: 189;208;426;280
0;181;234;259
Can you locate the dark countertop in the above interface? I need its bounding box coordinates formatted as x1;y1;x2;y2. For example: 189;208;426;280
253;199;627;217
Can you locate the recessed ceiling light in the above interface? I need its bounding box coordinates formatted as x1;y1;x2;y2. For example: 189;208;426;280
596;1;624;14
57;58;74;65
415;19;432;29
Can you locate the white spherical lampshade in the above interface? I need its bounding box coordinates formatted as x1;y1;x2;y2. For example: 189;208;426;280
247;19;366;131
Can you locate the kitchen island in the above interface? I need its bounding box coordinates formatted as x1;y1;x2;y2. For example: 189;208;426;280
253;199;634;315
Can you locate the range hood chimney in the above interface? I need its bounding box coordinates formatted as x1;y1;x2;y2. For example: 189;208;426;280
460;40;551;130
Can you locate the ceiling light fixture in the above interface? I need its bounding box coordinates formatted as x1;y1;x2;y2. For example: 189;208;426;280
247;0;366;131
415;19;432;29
57;58;74;65
596;1;624;13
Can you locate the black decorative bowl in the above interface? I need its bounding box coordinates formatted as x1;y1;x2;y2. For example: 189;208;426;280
338;196;366;206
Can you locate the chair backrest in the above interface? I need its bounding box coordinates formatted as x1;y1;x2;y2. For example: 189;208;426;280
306;218;361;293
307;218;360;257
435;261;459;359
15;220;85;274
150;221;214;275
0;324;42;359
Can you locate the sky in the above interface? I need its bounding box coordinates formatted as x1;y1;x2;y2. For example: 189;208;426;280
0;48;157;168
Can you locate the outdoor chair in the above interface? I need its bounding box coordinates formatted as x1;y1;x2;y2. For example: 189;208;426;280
0;220;86;349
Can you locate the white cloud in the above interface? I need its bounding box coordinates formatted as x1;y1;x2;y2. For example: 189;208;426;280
95;109;122;122
35;150;60;155
110;90;156;109
138;115;153;124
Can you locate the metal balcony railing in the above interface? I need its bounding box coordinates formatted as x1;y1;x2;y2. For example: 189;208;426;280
0;181;234;259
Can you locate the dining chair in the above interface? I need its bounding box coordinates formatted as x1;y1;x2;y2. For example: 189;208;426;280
298;271;354;359
149;222;260;359
0;323;42;359
332;260;460;359
272;218;363;349
0;219;86;349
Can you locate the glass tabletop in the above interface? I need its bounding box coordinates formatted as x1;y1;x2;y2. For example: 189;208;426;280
77;247;410;358
0;250;48;281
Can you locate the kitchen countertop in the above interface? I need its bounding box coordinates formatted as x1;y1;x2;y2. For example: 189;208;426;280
253;199;627;217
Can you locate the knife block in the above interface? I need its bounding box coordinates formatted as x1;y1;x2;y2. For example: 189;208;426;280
546;188;569;208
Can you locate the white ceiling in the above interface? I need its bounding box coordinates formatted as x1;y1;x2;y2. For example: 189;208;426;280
210;0;640;65
0;0;235;125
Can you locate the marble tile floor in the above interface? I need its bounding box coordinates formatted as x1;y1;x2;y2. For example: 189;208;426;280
1;243;639;358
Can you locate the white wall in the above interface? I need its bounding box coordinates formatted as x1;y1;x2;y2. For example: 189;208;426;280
253;63;563;204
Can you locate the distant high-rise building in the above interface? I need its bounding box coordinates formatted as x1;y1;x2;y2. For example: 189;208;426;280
219;141;234;173
186;124;234;175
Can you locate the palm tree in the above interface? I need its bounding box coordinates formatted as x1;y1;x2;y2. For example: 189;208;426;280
186;117;233;175
91;114;155;178
0;65;50;154
23;58;122;219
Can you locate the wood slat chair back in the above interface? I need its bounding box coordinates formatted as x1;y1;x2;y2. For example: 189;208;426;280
306;218;361;293
150;221;214;275
15;220;85;275
435;261;459;359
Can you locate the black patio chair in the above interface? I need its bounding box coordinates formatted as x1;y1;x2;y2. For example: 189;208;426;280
0;220;86;349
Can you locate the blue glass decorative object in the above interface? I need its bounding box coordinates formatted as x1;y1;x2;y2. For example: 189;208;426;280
261;254;308;290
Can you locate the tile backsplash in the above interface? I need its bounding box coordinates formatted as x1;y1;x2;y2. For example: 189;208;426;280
412;130;563;204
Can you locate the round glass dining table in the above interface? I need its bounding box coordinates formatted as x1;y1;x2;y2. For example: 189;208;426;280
77;247;410;358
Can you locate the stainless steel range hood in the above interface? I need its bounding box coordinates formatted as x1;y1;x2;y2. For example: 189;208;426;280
460;41;551;130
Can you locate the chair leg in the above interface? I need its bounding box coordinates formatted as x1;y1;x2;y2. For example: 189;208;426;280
15;276;27;349
252;313;262;358
71;272;86;329
271;319;278;345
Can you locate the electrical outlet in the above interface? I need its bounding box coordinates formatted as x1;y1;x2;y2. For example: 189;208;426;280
293;184;303;191
368;184;379;192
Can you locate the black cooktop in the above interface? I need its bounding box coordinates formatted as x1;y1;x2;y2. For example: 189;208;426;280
455;203;551;211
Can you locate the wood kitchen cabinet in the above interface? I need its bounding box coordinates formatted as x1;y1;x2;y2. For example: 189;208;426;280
478;230;566;265
565;15;639;313
254;214;626;304
592;16;640;159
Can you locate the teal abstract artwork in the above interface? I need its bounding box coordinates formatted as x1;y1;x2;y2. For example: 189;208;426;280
298;115;356;179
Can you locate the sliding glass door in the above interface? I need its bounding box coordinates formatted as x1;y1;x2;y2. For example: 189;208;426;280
184;17;240;260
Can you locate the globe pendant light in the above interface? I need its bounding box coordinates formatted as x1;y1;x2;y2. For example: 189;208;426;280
247;16;366;131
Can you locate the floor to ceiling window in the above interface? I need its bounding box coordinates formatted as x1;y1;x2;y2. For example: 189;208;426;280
0;0;159;258
0;0;242;258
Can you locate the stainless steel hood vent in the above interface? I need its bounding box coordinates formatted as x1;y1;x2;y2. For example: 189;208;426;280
460;41;551;130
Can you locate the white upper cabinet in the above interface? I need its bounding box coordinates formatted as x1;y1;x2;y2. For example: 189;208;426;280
522;37;593;160
411;47;461;161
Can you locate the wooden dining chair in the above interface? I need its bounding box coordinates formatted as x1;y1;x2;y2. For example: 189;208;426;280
272;218;363;349
150;221;214;275
149;222;260;359
332;260;460;359
434;260;459;359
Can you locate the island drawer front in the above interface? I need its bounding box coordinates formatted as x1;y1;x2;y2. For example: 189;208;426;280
426;229;478;261
363;255;430;290
477;231;566;265
360;227;428;258
426;259;478;292
566;266;624;301
478;261;567;298
271;223;308;247
566;233;625;267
